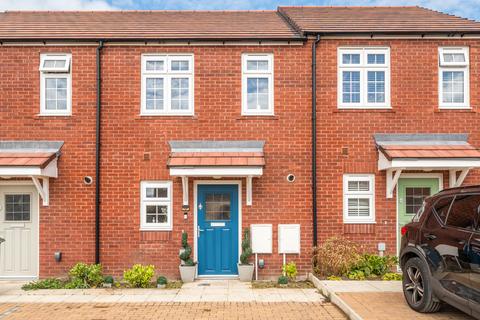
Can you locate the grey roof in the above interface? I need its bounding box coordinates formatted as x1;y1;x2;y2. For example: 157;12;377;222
373;134;468;146
0;141;64;154
169;140;265;153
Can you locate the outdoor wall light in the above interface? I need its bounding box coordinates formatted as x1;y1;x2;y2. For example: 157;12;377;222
286;174;296;183
54;251;62;262
258;259;265;269
83;176;93;185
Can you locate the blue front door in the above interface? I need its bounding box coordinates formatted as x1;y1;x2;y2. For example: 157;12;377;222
197;184;238;276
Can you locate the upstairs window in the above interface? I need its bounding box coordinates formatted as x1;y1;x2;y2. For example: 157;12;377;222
141;54;194;116
338;48;390;109
39;53;72;116
343;174;375;223
242;54;274;115
439;47;469;109
140;181;172;231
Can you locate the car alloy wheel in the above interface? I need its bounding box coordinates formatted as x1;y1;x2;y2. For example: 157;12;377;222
404;265;424;305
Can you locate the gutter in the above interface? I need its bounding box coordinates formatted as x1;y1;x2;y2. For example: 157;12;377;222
312;34;321;247
95;40;104;264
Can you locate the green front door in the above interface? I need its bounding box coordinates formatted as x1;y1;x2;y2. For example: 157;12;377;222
397;177;440;252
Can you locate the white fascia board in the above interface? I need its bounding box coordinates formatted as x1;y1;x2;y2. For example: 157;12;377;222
170;166;263;177
378;151;480;170
0;158;58;178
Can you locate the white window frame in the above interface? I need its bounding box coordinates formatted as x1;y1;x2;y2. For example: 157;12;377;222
141;54;194;116
140;181;173;231
337;48;390;109
343;174;376;224
438;47;470;109
39;53;72;116
241;53;274;116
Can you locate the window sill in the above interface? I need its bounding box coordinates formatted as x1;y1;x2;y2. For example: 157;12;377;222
34;114;72;119
236;115;278;120
135;115;198;120
343;221;376;224
140;227;172;232
436;107;473;112
334;108;394;113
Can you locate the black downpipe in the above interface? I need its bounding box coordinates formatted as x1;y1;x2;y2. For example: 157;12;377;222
312;35;321;247
95;40;104;264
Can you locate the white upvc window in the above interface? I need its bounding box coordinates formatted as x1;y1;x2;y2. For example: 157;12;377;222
39;53;72;116
141;54;194;116
338;48;390;109
343;174;375;224
438;47;469;109
242;53;274;115
140;181;173;231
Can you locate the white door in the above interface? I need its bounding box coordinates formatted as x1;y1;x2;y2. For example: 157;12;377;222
0;185;38;279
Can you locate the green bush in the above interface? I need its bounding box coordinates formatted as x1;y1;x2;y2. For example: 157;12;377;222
68;262;104;288
347;254;398;279
239;228;253;265
22;278;64;290
326;275;342;281
382;272;403;281
157;276;168;285
312;236;362;277
179;232;194;266
64;278;89;289
277;275;289;285
123;264;155;288
104;275;114;284
282;262;297;280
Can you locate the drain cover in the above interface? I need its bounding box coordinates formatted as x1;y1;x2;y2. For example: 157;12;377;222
198;283;211;286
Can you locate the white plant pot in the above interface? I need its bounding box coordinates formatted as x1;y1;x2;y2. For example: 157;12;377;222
179;265;196;283
238;264;254;282
157;284;166;289
102;283;112;288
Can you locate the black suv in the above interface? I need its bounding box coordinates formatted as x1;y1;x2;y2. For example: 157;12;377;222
400;185;480;318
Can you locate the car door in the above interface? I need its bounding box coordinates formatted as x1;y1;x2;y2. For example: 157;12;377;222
469;215;480;317
421;194;476;313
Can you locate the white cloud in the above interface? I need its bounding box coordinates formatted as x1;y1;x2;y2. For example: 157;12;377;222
0;0;116;11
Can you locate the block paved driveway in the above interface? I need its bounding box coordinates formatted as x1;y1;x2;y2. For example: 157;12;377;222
0;302;346;320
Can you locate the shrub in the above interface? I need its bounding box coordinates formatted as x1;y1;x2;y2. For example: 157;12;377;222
282;261;297;280
157;276;168;285
123;264;155;288
382;272;403;281
64;278;89;289
104;275;114;284
277;275;289;285
312;236;362;277
68;263;104;288
239;228;253;265
179;232;194;266
22;278;64;290
326;275;342;281
347;254;398;279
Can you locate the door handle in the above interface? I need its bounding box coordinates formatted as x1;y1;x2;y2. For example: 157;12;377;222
424;233;437;240
0;237;4;244
197;227;204;238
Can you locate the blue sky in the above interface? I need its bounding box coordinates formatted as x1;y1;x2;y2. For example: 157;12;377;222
1;0;480;21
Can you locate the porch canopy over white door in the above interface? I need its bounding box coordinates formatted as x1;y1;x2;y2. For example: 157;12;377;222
0;141;63;206
167;140;265;206
374;134;480;198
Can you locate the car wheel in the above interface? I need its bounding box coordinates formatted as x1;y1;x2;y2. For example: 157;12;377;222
402;257;441;313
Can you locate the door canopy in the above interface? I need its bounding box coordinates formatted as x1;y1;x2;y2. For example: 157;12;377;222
374;134;480;198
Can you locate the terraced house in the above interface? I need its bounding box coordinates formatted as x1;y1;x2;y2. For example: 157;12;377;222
1;6;480;280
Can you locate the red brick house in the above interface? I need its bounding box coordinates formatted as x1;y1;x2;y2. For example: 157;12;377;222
0;7;480;280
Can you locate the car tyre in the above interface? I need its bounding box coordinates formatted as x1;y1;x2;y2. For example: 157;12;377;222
402;257;441;313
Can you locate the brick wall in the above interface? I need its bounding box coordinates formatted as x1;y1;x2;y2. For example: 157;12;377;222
315;38;480;255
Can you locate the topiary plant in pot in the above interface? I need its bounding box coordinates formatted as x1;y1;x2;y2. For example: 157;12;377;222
179;232;196;283
238;228;254;282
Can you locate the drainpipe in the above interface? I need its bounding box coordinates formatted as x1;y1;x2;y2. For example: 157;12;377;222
95;40;104;264
312;34;321;247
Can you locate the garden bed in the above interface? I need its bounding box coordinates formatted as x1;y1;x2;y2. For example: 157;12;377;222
251;280;314;289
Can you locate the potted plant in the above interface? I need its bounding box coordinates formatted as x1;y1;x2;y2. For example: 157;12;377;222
103;275;114;288
237;228;254;282
179;232;196;283
277;275;289;288
156;276;168;289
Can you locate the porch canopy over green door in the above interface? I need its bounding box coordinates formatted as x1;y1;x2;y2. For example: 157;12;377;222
374;133;480;198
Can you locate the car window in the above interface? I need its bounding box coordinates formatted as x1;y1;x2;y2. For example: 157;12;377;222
433;196;454;224
446;194;480;230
